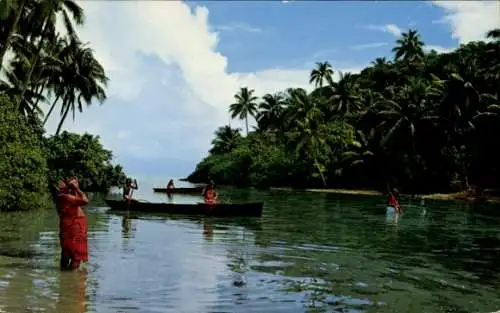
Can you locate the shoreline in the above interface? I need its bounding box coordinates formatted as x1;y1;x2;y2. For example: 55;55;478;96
184;178;500;204
269;187;383;196
269;187;500;204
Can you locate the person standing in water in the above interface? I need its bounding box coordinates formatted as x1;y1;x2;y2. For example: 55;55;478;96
123;178;138;200
203;181;218;204
167;179;175;191
387;188;403;215
56;177;89;271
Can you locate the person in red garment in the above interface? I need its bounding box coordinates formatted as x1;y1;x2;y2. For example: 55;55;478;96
203;181;218;204
167;179;175;191
56;177;89;271
387;188;403;215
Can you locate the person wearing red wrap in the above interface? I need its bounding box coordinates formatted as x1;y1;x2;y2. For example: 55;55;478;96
203;181;218;205
387;188;403;215
56;178;89;271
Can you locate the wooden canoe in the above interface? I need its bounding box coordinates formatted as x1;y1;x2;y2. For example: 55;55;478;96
105;199;263;217
152;186;204;194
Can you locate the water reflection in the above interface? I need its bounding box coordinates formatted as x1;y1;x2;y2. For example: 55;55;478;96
56;270;88;313
202;218;214;241
121;214;135;240
0;188;499;312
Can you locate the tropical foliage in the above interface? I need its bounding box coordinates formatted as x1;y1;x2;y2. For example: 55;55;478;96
0;0;124;211
188;28;500;194
45;132;126;192
0;95;50;211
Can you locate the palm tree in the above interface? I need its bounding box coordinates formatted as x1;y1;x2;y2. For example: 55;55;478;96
294;118;329;187
53;37;107;135
17;0;85;108
0;0;26;68
283;88;324;130
392;29;425;62
373;78;440;147
371;57;389;67
328;72;362;117
341;129;376;169
256;92;285;132
229;87;258;136
210;125;241;155
0;58;45;116
309;61;334;91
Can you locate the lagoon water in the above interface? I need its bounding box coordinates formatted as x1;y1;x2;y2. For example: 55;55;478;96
0;180;499;313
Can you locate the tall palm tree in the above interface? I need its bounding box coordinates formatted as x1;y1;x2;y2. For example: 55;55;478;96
392;29;425;62
17;0;84;107
294;118;329;187
52;37;108;134
229;87;258;136
309;61;334;90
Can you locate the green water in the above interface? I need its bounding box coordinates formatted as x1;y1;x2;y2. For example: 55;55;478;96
0;185;499;313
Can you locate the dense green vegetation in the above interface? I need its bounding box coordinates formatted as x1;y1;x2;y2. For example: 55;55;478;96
0;95;50;211
45;131;126;192
188;29;500;194
0;0;124;211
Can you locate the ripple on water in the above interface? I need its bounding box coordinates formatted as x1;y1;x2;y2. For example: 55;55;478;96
1;189;500;313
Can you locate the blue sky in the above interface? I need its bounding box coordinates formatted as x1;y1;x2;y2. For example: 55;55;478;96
197;1;457;71
44;1;499;180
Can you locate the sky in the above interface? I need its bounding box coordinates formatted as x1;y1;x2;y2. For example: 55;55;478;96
44;0;500;180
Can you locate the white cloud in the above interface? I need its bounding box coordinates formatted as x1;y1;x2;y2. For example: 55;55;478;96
432;1;500;43
349;42;388;50
367;24;403;37
45;1;366;176
213;22;262;33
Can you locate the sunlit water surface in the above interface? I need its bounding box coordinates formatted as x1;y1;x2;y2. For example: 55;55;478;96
0;180;499;313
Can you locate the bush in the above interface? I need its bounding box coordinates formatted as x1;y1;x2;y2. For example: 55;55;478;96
0;96;50;211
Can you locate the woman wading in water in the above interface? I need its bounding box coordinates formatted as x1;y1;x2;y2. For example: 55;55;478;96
56;177;89;271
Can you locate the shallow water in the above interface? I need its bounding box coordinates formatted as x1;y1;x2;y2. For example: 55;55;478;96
1;182;499;313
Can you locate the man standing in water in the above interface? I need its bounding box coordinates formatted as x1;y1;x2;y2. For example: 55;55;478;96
56;177;89;271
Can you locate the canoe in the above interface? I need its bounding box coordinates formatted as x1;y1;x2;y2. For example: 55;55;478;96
152;186;204;194
105;199;264;217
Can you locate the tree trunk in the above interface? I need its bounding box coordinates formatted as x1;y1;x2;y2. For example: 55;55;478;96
55;102;69;135
43;95;59;126
245;116;249;136
314;156;327;187
0;0;25;68
17;3;55;108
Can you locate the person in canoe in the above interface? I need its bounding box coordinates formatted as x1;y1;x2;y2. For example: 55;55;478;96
167;179;175;191
56;177;89;271
387;188;403;215
123;178;138;200
203;181;218;204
